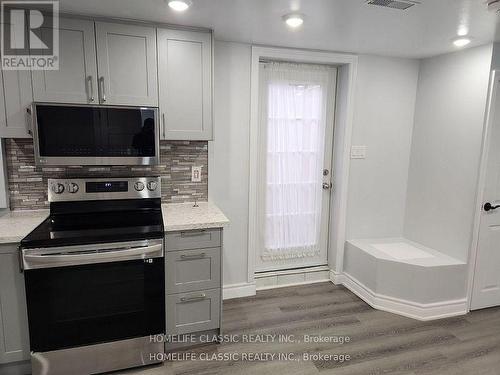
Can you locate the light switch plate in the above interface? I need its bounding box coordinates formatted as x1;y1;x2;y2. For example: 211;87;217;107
351;145;367;159
191;166;202;182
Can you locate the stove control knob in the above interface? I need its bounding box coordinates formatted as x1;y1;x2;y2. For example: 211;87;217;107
51;183;65;194
134;181;145;191
67;182;79;194
147;181;158;191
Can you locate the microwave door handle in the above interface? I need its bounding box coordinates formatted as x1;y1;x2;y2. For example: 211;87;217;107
23;243;163;269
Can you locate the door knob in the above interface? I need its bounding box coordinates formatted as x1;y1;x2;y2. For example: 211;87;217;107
322;182;332;190
484;202;500;212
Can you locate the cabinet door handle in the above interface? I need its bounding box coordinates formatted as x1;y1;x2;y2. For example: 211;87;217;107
99;76;106;102
87;76;94;102
180;230;207;238
180;252;206;260
180;293;206;302
25;106;33;137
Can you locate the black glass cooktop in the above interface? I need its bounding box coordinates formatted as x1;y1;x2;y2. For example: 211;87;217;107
21;199;164;249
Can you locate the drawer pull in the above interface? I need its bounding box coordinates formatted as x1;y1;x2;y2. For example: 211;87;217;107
180;293;206;302
180;252;206;260
180;230;207;238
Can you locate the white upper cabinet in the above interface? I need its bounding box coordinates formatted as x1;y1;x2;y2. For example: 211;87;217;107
0;69;33;138
0;72;6;136
32;19;158;107
0;22;32;138
158;29;213;140
32;18;98;104
95;22;158;106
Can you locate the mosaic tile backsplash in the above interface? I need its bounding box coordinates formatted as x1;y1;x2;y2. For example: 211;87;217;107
5;139;208;210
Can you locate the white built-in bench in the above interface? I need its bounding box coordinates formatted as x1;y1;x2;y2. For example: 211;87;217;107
342;238;468;321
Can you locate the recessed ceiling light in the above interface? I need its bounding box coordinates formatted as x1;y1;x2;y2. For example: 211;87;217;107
457;25;469;37
168;0;192;12
453;37;472;48
283;13;304;28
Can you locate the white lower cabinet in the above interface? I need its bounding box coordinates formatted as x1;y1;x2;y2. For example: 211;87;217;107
0;244;30;364
165;229;223;340
166;247;221;294
166;289;221;335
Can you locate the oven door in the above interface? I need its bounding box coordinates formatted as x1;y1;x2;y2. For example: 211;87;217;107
23;240;165;352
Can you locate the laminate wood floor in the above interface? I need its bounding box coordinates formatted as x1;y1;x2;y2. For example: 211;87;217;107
116;282;500;375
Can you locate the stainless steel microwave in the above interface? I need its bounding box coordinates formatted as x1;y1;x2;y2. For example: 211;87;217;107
31;103;160;166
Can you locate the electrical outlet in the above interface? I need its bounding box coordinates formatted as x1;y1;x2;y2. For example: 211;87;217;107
191;166;202;182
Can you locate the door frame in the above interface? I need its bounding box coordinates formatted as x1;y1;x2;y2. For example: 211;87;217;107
247;46;358;286
467;69;499;310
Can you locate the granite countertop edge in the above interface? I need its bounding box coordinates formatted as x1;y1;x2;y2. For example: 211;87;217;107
0;209;50;245
162;201;230;232
0;202;229;244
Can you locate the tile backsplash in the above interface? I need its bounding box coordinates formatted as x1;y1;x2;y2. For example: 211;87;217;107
5;139;208;210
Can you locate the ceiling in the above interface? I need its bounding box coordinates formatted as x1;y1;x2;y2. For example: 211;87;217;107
58;0;500;58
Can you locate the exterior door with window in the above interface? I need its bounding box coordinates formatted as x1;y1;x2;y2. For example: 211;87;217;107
255;62;337;272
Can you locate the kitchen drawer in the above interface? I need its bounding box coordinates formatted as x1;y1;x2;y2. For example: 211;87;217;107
165;229;221;251
166;247;220;294
166;289;220;335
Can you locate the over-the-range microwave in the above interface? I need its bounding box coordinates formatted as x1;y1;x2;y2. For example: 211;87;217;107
30;103;160;166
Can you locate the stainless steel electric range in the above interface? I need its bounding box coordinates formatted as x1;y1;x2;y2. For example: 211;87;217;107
20;177;165;375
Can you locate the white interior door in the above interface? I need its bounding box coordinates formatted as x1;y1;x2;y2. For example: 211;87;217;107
472;72;500;310
255;62;337;272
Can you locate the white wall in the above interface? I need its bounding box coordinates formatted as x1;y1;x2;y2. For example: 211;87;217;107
490;42;500;70
404;44;493;262
210;42;423;288
209;41;252;287
209;41;492;288
345;55;419;239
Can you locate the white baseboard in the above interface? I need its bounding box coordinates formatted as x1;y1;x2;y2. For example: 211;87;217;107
257;279;330;291
255;266;330;290
341;272;468;321
0;361;31;375
329;269;346;285
223;282;256;300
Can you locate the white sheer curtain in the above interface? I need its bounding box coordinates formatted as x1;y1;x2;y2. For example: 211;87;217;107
257;62;335;262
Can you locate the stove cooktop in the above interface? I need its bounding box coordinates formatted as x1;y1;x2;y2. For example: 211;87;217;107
21;200;164;249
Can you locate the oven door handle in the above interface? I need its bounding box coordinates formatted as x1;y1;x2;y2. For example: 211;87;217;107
23;243;164;270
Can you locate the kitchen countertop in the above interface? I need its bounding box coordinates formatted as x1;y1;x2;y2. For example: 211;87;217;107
162;201;229;232
0;201;229;244
0;209;49;244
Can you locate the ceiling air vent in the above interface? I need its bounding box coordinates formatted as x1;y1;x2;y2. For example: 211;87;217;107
366;0;420;10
